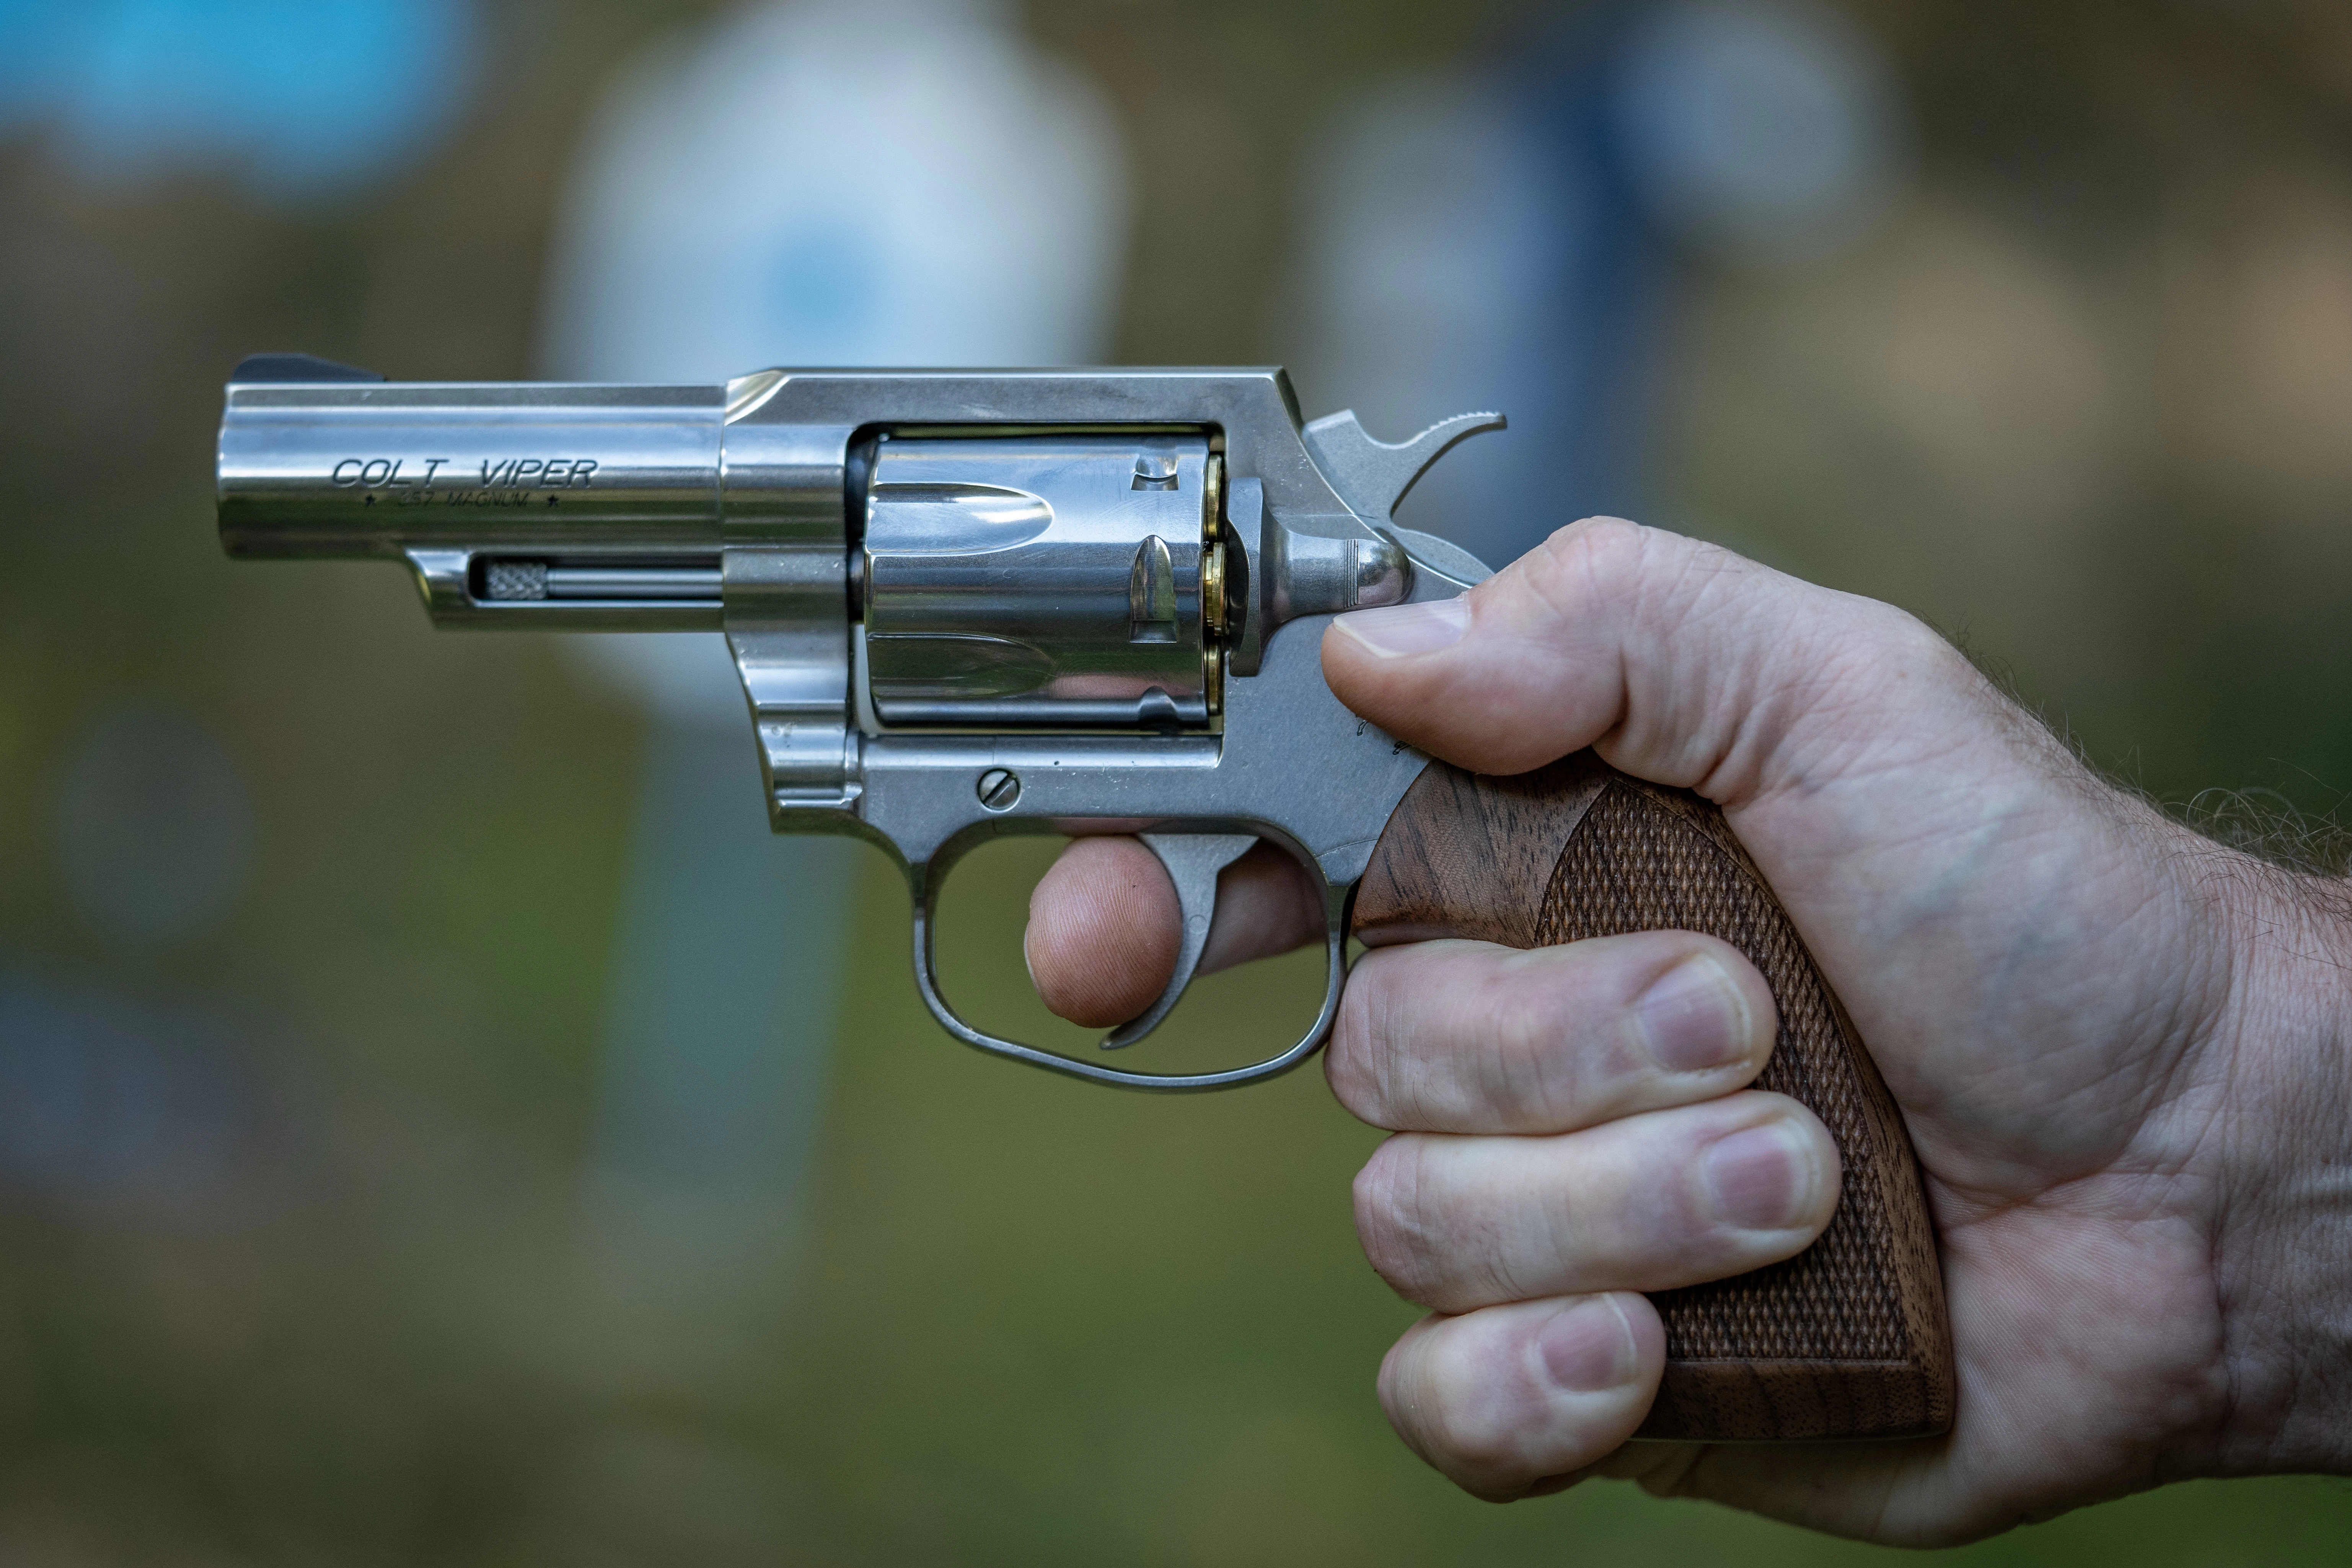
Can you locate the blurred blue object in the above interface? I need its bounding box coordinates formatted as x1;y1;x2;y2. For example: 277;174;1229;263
1293;0;1902;569
0;973;260;1211
51;696;256;950
14;698;266;1215
0;0;478;195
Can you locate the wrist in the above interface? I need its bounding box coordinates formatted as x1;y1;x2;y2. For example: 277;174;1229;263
2203;861;2352;1474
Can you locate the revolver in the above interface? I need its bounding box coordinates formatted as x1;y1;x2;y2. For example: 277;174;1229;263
215;354;1951;1442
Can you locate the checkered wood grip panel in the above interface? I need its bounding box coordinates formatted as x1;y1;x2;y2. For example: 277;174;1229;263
1535;781;1910;1363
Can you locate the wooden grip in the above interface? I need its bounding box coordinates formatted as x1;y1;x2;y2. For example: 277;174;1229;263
1351;752;1953;1442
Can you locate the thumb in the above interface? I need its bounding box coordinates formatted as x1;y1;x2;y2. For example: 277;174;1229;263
1321;517;1971;805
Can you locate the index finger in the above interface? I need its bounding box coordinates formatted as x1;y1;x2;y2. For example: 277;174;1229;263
1024;836;1324;1028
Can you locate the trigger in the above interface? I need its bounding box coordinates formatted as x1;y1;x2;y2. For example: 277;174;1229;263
1102;833;1257;1050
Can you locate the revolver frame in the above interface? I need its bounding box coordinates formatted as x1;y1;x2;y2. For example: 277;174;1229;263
219;361;1501;1089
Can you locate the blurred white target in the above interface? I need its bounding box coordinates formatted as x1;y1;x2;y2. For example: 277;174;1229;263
541;0;1128;384
538;0;1133;1327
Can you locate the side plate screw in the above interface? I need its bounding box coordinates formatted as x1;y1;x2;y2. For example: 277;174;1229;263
978;768;1021;810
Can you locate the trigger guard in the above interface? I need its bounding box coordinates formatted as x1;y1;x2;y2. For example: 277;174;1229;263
908;867;1349;1093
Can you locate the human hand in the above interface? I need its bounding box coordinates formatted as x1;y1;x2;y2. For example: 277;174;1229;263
1022;519;2352;1543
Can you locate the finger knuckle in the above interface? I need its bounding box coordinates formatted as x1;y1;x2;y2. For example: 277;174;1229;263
1341;945;1577;1133
1514;517;1639;614
1327;956;1409;1122
1548;514;1648;568
1352;1139;1446;1301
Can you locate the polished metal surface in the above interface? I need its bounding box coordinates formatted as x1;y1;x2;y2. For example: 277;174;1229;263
1301;409;1506;530
479;562;724;601
217;362;1503;1091
863;435;1214;729
218;380;735;629
218;382;729;558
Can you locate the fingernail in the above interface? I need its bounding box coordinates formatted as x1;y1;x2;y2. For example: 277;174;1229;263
1535;1297;1640;1393
1702;1122;1817;1232
1636;953;1751;1073
1332;597;1470;658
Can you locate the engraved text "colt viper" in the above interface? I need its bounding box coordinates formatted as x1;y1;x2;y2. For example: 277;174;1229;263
329;458;601;490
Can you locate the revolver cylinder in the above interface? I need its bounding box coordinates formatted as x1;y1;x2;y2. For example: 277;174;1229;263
862;434;1223;729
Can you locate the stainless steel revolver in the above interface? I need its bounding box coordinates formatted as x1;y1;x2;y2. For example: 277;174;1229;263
216;354;1504;1092
216;354;1958;1442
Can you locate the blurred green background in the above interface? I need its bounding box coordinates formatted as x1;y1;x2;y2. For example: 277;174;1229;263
2;0;2350;1561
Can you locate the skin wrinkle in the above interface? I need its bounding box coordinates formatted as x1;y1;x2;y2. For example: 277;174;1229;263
1467;956;1562;1120
1336;959;1403;1119
1506;992;1573;1123
1379;1334;1444;1472
1765;703;1989;817
2199;869;2352;1474
1612;531;2303;1504
1622;535;1734;762
1362;1138;1520;1309
2109;919;2229;1136
1486;981;1562;1125
1977;1200;2225;1471
1967;874;2169;1122
1528;1173;1587;1309
1612;536;1760;789
1541;520;1632;737
2110;827;2253;1122
1723;694;2024;982
1674;581;1923;805
1666;619;1804;794
2200;846;2352;975
1807;769;2213;1187
1923;980;2198;1201
2153;1143;2243;1487
1353;1138;1424;1301
1935;1175;2229;1496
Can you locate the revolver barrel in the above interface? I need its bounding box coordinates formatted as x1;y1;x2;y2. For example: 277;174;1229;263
217;359;738;631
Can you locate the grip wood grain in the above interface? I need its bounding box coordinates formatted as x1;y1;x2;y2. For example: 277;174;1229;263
1351;752;1954;1442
